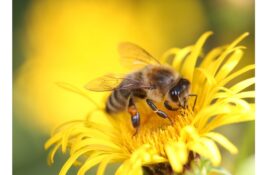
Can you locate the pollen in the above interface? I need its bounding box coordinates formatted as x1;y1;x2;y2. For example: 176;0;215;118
122;105;194;155
121;110;192;152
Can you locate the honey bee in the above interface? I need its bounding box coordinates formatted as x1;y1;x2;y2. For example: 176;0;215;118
86;42;197;135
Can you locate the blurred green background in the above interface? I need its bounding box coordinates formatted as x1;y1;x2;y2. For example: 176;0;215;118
13;0;254;175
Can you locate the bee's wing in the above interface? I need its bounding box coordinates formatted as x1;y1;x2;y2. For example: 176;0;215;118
85;74;125;92
85;73;153;92
118;42;161;70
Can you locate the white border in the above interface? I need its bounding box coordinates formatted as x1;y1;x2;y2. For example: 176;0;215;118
0;1;263;175
0;0;12;174
256;0;267;175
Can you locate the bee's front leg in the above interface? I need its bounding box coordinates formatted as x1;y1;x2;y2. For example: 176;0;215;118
128;97;140;136
146;99;173;125
164;100;179;111
188;94;198;111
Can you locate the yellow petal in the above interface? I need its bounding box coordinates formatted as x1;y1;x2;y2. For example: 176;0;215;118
204;110;255;132
61;127;77;153
201;96;252;129
193;103;232;127
214;91;255;99
187;141;206;157
192;68;216;107
172;46;193;71
47;142;61;165
174;141;188;164
218;97;251;110
129;160;143;175
206;47;245;78
230;78;255;93
59;148;92;175
235;91;255;99
194;68;216;87
151;154;167;163
181;31;213;82
180;126;199;141
200;138;221;166
77;154;107;175
70;141;118;155
203;65;254;106
219;64;255;86
228;32;249;50
205;132;238;154
165;143;183;173
160;47;181;63
115;161;126;175
51;119;84;135
45;132;64;150
200;46;225;69
215;49;243;82
73;138;121;151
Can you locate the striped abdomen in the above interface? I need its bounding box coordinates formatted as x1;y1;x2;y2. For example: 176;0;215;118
105;89;131;114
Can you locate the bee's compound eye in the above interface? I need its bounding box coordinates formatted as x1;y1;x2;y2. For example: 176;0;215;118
169;89;179;102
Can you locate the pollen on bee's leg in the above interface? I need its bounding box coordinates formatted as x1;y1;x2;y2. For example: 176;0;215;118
127;97;141;136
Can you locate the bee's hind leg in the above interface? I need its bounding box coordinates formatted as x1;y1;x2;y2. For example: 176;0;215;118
128;98;140;136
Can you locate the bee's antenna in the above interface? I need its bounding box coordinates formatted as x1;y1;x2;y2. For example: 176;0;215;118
189;94;198;111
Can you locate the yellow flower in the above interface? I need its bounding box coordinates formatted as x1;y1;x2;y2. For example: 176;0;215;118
45;32;255;175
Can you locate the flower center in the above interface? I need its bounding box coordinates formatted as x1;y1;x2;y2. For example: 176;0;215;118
118;104;195;156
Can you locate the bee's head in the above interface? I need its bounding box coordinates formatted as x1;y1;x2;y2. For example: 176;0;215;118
168;78;190;107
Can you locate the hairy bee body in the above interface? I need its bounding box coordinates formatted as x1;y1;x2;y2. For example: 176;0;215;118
105;88;131;114
86;42;195;135
105;65;180;114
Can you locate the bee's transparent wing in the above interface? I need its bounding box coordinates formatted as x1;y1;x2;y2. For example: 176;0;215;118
85;73;153;92
118;42;161;70
85;74;124;92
